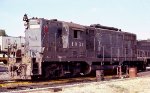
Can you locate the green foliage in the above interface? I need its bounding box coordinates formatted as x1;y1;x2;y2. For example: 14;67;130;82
0;30;8;36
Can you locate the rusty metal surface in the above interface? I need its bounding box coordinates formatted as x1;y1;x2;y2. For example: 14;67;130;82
129;67;137;78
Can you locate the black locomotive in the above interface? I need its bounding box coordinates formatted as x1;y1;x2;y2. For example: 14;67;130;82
8;15;149;80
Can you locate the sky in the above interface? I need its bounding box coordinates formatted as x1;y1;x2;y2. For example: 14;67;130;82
0;0;150;40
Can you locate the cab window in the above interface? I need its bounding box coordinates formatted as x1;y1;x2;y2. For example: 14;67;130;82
74;30;82;39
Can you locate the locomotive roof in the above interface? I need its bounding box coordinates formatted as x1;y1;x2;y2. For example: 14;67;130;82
37;18;86;30
123;31;136;36
30;18;136;36
62;21;86;30
138;39;150;42
90;24;120;31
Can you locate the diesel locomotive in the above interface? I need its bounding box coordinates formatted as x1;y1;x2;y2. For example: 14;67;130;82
8;14;149;80
137;40;150;67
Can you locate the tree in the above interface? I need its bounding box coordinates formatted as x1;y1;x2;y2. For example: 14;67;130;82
0;30;8;36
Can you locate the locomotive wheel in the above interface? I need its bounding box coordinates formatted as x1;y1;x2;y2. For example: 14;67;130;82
81;62;91;75
31;76;40;80
71;63;81;76
44;64;59;79
44;66;55;79
3;60;7;64
142;64;146;71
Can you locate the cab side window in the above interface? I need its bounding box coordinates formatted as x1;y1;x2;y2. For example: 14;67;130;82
73;30;82;39
57;28;62;38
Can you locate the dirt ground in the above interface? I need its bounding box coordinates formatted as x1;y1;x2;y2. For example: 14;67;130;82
28;76;150;93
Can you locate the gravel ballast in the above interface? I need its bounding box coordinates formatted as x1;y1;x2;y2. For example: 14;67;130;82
27;76;150;93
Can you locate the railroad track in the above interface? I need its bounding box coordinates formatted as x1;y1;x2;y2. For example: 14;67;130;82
0;76;96;92
0;70;150;93
0;75;122;92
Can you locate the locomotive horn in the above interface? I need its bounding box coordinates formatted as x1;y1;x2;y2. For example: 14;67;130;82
23;14;29;22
